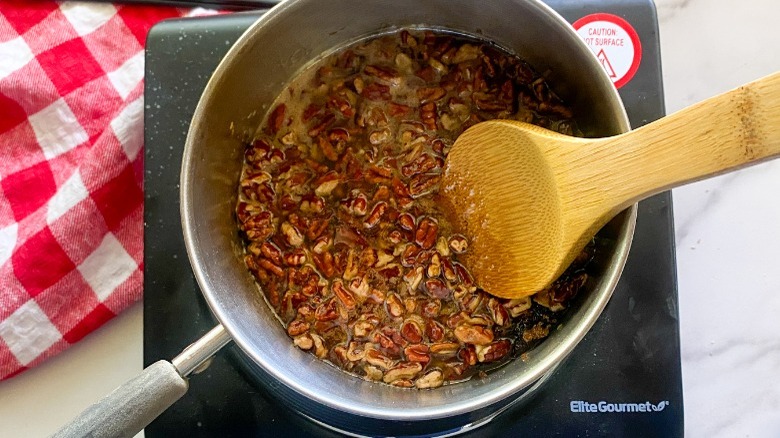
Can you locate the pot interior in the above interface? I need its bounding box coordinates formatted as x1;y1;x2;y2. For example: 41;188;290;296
182;0;634;421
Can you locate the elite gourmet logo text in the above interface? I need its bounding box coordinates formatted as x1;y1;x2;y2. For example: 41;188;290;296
570;400;669;413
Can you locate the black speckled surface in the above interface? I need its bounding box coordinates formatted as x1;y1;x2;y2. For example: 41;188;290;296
144;2;683;436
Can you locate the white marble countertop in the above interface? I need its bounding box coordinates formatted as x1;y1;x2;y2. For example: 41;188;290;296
1;0;779;436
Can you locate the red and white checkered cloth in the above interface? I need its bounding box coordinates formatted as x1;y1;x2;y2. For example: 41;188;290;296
0;1;217;380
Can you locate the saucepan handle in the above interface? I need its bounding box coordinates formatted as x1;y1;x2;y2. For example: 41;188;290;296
52;360;188;438
53;324;231;438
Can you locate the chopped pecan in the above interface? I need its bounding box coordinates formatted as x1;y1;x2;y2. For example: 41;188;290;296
424;278;450;299
417;87;446;104
361;82;391;101
453;324;494;345
408;173;439;198
476;339;512;363
266;103;286;135
364;64;401;85
287;320;310;337
386;293;405;318
401;319;423;343
415;369;444;389
364;201;388;228
401;153;438;177
414;217;438;249
383;362;422;383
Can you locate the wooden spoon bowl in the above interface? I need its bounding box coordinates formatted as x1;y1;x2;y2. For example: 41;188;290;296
442;72;780;298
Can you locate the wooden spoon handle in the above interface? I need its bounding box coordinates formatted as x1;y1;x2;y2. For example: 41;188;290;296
571;71;780;216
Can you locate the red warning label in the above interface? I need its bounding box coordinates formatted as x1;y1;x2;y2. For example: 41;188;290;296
573;13;642;89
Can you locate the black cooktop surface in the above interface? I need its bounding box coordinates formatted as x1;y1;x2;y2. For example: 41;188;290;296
144;2;683;436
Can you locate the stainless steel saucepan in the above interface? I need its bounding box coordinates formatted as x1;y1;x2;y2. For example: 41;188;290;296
55;1;634;436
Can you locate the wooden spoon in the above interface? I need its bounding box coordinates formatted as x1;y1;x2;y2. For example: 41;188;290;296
440;72;780;299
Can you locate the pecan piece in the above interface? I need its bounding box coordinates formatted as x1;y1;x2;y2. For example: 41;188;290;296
401;153;438;177
441;257;458;282
398;213;416;231
341;192;369;216
387;230;404;245
327;96;355;118
360;248;377;268
353;320;376;339
386;293;405;318
453;324;494;345
448;234;468;253
504;296;532;317
417;87;446;104
312;251;336;278
284;249;306;267
400;30;417;47
343;249;358;280
391;177;411;198
332;280;357;309
404;344;431;364
311;235;332;255
361;82;391;101
429;342;460;357
367;164;393;183
293;334;313;350
453;262;474;287
330;344;350;368
266;103;286;135
388;102;412;116
415;369;444;389
488;298;510;326
365;348;396;370
287;320;310;337
314;298;339;322
245;139;271;167
416;66;436;82
378;264;401;280
424;278;450;299
279;194;298;211
401;244;421;267
374;249;394;268
400;319;423;343
421;299;441;319
372;185;392;201
348;277;370;298
318;135;340;161
403;266;424;292
408;173;439;198
280;221;304;247
346;341;366;362
420;102;437;130
426;320;445;342
364;64;401;85
414;217;438;249
426;252;442;278
258;258;284;277
258;241;283;265
306;219;329;241
314;171;341;196
369;128;391;145
310;333;328;358
459;345;478;366
476;339;512;363
363;365;383;381
240;209;275;241
308;112;336;138
383;362;422;384
364;201;388;228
